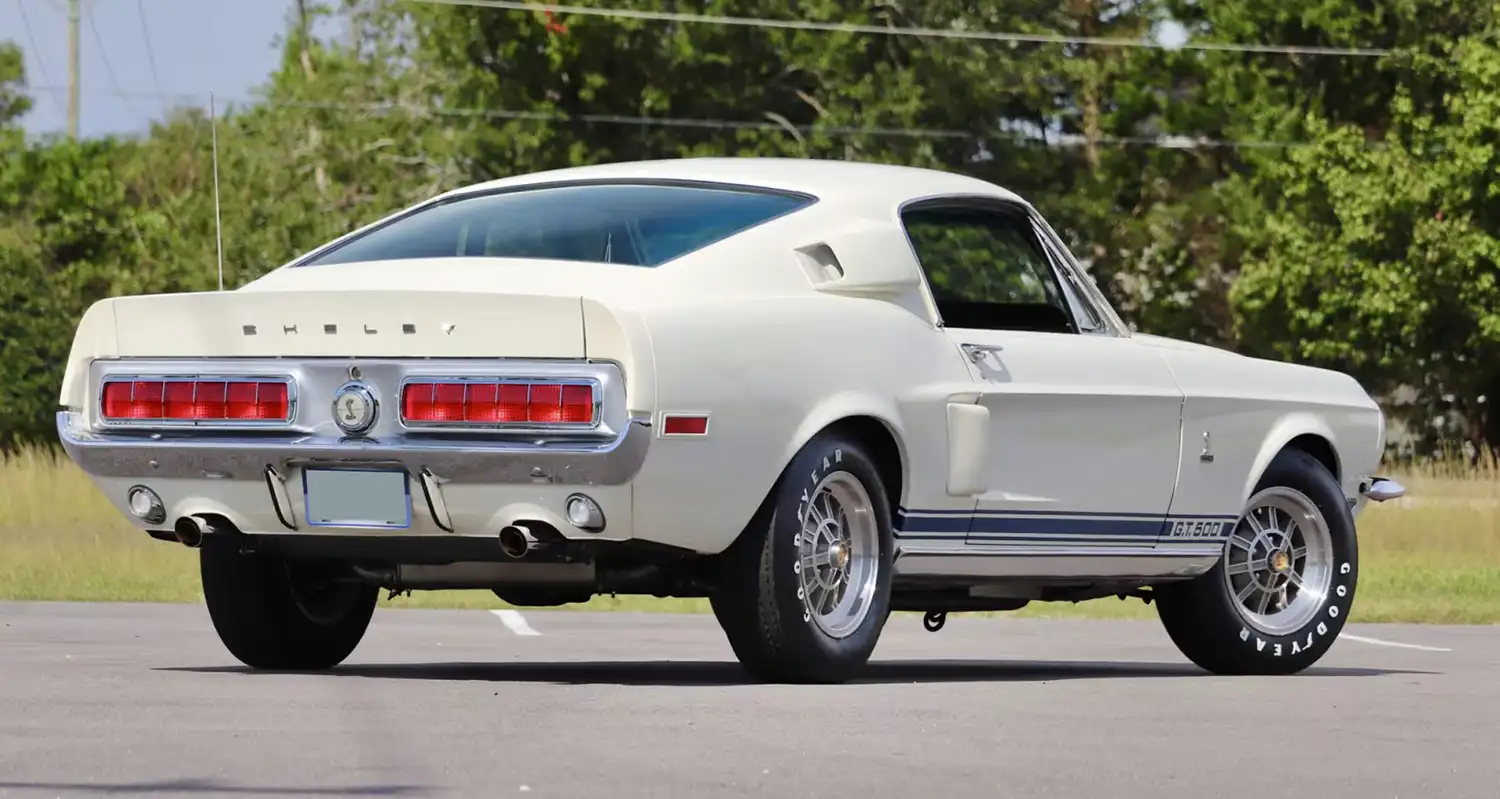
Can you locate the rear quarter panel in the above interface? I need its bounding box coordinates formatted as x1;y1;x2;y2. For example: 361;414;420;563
628;292;976;553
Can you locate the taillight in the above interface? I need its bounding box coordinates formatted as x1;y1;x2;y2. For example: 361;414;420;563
100;379;291;422
401;381;596;425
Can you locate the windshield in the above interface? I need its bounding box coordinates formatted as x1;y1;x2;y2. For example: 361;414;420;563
298;182;814;268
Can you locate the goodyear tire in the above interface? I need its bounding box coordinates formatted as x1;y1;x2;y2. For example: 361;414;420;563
710;431;895;684
200;538;378;670
1155;448;1358;675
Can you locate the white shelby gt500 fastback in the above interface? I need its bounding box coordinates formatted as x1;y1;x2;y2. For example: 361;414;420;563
57;157;1405;683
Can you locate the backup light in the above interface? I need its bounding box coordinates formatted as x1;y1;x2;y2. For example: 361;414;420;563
565;494;605;531
126;485;166;525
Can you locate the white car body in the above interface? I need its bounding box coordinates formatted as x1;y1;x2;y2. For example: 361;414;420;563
55;158;1401;678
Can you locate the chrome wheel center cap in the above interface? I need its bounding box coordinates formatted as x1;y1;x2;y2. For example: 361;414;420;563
1270;551;1291;574
831;542;849;571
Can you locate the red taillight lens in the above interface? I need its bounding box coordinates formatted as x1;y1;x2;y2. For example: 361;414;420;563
100;379;291;422
560;384;593;423
102;382;136;418
528;384;563;423
256;382;289;420
400;381;595;425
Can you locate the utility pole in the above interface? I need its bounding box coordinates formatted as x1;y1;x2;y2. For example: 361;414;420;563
67;0;80;139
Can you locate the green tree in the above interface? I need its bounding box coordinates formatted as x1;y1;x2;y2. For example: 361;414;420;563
1230;27;1500;454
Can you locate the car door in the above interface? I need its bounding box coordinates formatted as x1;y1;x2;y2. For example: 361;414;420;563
899;198;1186;552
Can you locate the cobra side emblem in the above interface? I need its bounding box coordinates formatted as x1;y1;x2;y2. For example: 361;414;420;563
1200;431;1215;463
332;383;378;436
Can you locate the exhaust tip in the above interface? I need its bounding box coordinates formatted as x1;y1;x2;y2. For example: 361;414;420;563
497;525;537;559
173;516;209;549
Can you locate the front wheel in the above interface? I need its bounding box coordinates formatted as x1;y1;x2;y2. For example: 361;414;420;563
200;539;378;670
1155;448;1358;675
710;431;895;684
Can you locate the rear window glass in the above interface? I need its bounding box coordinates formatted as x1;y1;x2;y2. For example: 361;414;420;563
299;182;813;268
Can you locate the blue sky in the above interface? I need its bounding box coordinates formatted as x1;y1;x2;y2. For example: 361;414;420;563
4;0;294;137
4;1;1192;139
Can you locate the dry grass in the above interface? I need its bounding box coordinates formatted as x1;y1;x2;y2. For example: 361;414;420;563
1;446;1496;623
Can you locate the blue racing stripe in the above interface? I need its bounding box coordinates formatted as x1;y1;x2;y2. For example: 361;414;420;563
895;508;1240;542
970;515;1162;537
897;506;1237;520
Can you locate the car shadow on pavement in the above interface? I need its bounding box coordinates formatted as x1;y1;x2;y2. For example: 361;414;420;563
0;778;423;796
162;659;1430;687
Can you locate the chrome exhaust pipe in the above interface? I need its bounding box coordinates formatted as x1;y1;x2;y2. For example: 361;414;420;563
173;516;211;549
497;524;538;560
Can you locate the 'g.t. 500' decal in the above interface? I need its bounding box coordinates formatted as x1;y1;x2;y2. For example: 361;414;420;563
1165;519;1230;539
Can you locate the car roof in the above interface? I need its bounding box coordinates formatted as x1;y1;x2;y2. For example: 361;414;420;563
436;157;1030;208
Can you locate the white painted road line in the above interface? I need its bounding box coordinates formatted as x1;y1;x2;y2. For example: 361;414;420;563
492;609;541;636
1342;633;1452;653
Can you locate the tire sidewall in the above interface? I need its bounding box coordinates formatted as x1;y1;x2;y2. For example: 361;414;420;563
769;434;895;667
1212;451;1359;667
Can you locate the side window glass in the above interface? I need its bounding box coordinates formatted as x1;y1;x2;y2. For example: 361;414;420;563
901;205;1077;334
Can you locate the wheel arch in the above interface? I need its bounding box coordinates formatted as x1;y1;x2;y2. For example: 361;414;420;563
761;400;909;526
1240;413;1343;507
708;404;908;564
818;415;906;520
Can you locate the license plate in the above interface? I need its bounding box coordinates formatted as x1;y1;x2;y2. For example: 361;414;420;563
302;468;412;529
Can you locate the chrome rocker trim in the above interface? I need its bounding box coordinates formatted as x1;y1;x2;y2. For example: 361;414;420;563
894;543;1222;581
57;410;652;486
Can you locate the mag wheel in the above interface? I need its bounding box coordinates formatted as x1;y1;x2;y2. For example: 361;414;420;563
1223;487;1336;636
1155;448;1358;675
710;431;895;684
200;538;378;671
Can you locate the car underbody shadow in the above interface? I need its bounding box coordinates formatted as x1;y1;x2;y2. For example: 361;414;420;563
158;658;1428;687
0;778;424;796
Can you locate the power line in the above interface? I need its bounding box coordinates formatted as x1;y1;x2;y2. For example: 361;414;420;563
400;0;1396;58
68;0;79;137
25;84;1310;150
13;0;63;114
84;0;133;113
134;0;165;97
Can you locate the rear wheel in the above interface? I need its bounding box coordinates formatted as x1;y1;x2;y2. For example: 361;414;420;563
200;538;378;670
710;431;895;684
1155;448;1358;675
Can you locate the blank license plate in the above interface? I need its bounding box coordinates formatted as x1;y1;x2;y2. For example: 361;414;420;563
302;468;411;528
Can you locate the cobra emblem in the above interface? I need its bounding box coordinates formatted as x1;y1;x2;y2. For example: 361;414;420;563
332;383;377;435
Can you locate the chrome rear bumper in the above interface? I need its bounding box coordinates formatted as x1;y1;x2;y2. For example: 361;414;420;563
57;410;651;486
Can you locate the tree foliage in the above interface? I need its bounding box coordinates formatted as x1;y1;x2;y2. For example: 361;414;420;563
2;0;1500;456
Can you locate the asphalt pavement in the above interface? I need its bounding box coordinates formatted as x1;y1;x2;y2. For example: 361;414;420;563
0;601;1495;798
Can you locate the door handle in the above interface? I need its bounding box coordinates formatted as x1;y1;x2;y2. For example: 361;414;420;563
960;343;1004;364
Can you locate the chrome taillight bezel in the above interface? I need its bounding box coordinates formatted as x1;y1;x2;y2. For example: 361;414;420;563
96;374;299;429
396;376;603;432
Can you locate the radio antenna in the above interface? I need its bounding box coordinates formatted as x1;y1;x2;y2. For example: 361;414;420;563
210;90;225;291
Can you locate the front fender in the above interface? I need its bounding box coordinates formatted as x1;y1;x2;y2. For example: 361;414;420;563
1240;412;1342;507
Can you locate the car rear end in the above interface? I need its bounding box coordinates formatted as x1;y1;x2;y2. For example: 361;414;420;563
55;286;651;566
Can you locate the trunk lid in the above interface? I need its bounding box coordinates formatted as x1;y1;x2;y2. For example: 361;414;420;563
107;288;584;359
102;255;671;359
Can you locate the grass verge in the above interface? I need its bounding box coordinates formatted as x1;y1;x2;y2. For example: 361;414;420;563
2;446;1497;623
